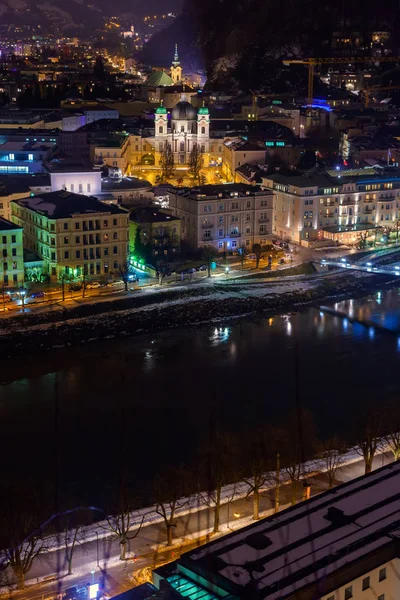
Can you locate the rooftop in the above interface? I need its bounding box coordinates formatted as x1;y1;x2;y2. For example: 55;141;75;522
0;216;22;231
46;161;97;174
0;174;50;195
13;190;128;219
170;461;400;600
129;207;180;223
101;177;152;192
264;167;400;188
169;183;272;200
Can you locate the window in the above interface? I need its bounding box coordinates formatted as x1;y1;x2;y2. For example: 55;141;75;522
231;241;237;248
159;126;163;134
344;586;352;600
51;267;56;276
12;248;16;257
362;577;370;591
113;232;118;240
75;222;80;229
50;224;55;231
218;228;223;236
201;126;205;134
104;234;108;242
204;205;212;213
64;223;68;230
219;216;223;224
64;237;69;244
3;262;7;270
378;596;385;600
203;230;211;238
113;246;118;254
11;235;16;243
113;261;118;269
104;220;108;227
261;200;268;207
75;236;80;243
379;568;386;582
218;241;223;248
87;183;91;193
76;250;80;259
1;236;5;244
12;274;17;283
113;219;117;226
9;153;14;161
2;249;6;258
71;184;74;192
64;251;69;259
180;141;185;151
78;184;83;193
51;252;55;260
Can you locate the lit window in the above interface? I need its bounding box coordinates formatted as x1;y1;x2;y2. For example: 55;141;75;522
28;153;33;161
9;153;14;161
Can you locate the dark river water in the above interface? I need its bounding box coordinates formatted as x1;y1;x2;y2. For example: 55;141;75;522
1;286;400;509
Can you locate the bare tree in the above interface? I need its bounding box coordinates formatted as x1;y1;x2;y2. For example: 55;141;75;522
318;436;347;489
238;245;248;270
115;262;136;292
59;272;73;302
201;245;218;277
199;434;237;533
159;142;175;181
252;243;262;268
0;491;45;589
104;489;145;560
241;429;273;520
382;398;400;461
386;431;400;460
154;468;191;546
356;407;383;474
64;522;81;575
188;144;204;184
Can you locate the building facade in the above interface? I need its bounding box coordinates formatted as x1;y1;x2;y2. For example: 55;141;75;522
11;190;129;281
262;167;400;245
168;184;273;251
0;217;24;287
129;207;181;257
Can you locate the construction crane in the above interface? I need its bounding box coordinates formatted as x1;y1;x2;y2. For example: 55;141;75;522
362;85;400;107
282;57;400;107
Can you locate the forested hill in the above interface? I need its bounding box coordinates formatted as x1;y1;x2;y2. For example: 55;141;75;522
142;0;400;91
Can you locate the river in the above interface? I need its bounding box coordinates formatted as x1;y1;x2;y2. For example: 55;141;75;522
1;286;400;509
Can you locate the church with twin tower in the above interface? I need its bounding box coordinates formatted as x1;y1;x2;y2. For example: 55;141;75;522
153;45;212;166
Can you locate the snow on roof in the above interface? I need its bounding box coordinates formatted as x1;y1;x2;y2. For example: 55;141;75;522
180;462;400;599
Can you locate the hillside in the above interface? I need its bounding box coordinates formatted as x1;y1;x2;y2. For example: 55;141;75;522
142;0;400;90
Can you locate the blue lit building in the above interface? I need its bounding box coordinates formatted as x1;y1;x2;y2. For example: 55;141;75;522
0;140;55;174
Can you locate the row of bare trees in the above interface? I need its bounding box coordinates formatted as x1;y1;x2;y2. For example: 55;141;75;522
2;403;399;589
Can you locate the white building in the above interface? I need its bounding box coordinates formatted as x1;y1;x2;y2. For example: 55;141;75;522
168;183;273;251
262;167;400;245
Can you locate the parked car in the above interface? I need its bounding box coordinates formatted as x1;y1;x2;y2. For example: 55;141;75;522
31;291;45;299
128;274;139;282
69;283;82;292
106;279;123;287
86;281;101;289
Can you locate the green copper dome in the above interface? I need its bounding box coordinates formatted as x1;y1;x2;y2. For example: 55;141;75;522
198;106;209;115
155;104;168;114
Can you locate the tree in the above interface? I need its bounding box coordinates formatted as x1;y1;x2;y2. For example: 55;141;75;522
252;243;262;268
355;406;383;474
201;245;218;277
188;144;204;184
133;226;146;261
94;56;106;81
154;467;191;546
358;231;368;249
115;262;135;291
156;256;171;285
241;429;273;520
198;434;237;533
238;245;247;270
59;272;73;302
382;399;400;460
104;488;145;560
0;488;45;589
318;436;346;489
159;142;175;181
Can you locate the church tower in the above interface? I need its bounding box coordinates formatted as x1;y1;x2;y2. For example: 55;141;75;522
170;44;183;85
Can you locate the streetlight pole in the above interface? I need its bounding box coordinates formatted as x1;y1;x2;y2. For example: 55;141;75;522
96;531;99;567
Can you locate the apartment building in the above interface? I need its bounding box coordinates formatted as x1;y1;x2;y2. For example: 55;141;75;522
0;217;24;287
152;461;400;600
129;207;181;257
223;139;266;182
168;184;273;251
92;134;130;175
262;167;400;245
11;190;129;281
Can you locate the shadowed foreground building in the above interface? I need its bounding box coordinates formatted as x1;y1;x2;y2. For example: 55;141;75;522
151;461;400;600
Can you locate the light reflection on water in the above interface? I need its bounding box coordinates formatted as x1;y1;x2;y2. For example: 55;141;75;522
1;287;400;504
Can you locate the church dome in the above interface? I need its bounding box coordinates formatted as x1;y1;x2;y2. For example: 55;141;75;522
198;105;209;115
155;104;167;115
171;101;197;121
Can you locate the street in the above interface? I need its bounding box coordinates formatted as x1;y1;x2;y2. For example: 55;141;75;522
2;451;393;600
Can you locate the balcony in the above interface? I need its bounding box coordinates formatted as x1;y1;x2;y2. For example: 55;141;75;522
341;199;357;206
378;194;396;201
202;223;214;228
202;236;214;241
324;212;335;218
230;232;241;237
259;218;270;223
364;208;375;214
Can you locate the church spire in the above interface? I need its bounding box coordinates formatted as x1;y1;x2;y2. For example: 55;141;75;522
172;43;180;67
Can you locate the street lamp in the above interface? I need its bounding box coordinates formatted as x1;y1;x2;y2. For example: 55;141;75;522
225;266;230;279
19;289;26;312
